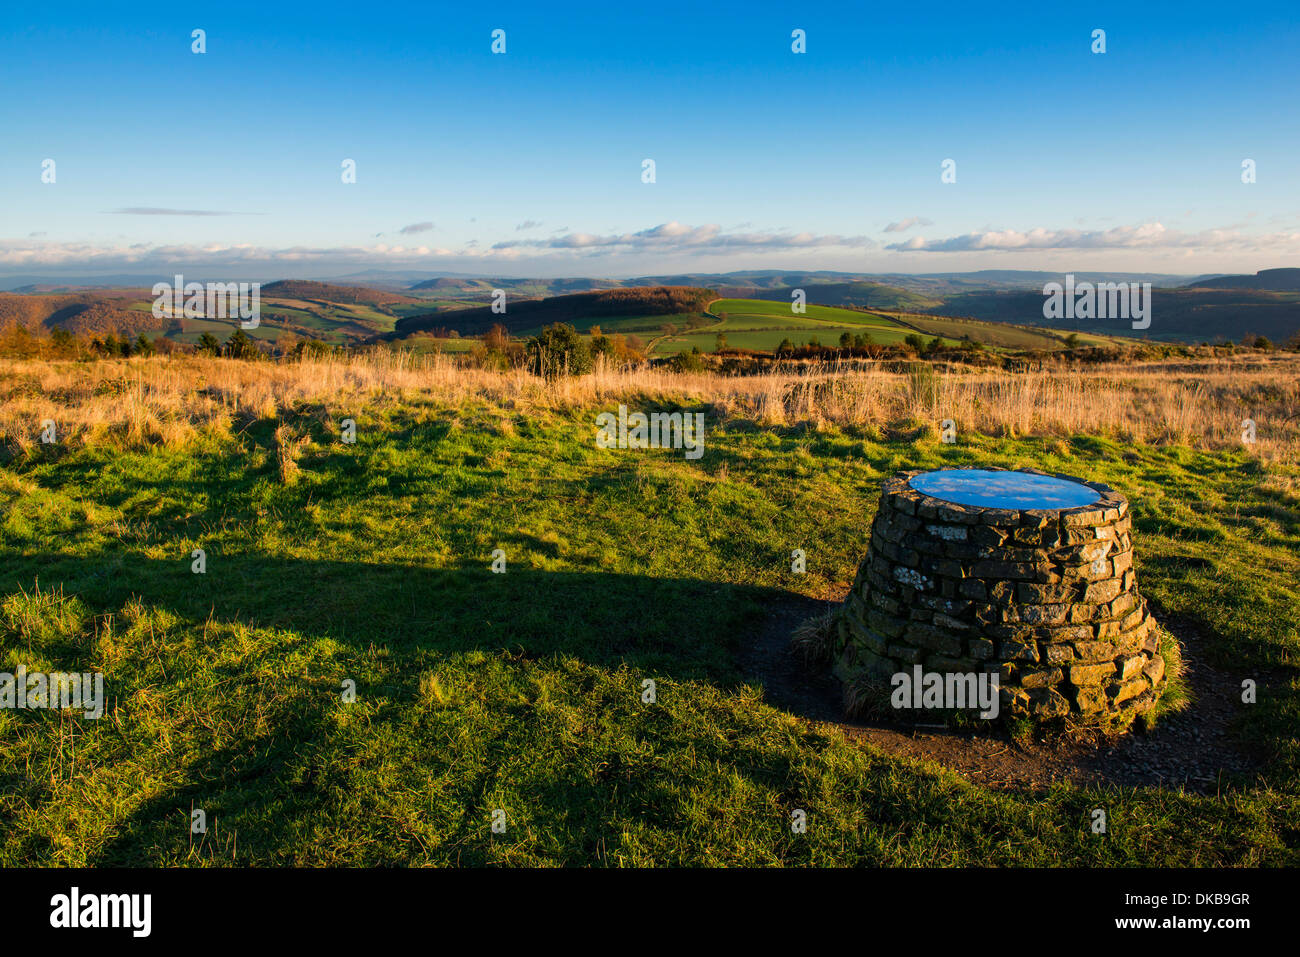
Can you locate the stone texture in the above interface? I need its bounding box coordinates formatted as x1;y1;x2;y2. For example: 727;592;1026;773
834;468;1167;726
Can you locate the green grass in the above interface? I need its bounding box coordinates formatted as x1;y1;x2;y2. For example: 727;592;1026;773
655;327;942;355
0;404;1297;865
168;317;282;344
648;300;1091;355
650;299;918;355
162;297;397;347
518;312;705;337
400;336;480;354
711;298;909;331
893;314;1064;350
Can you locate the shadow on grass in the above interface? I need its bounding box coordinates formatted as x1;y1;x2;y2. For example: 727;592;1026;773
2;552;814;865
8;552;779;680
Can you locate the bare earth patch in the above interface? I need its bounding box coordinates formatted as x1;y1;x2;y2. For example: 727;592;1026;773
740;590;1271;795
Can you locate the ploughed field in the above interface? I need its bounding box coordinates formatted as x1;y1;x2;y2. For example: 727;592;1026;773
0;355;1297;866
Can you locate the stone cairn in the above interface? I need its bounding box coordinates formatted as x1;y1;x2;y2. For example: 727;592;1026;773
833;468;1167;725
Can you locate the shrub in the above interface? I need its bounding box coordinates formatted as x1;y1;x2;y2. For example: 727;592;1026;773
474;323;525;370
225;329;259;359
526;322;593;378
669;346;706;373
292;339;333;359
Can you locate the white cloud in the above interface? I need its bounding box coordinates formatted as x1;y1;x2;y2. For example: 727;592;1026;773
107;207;243;216
493;221;876;253
885;222;1300;253
882;216;932;233
0;239;456;268
4;219;1294;277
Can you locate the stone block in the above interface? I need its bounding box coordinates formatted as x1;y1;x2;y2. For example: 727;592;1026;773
1069;662;1116;686
1020;667;1064;689
1042;643;1076;665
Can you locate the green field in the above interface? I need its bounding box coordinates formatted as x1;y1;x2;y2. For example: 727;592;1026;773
1;389;1296;865
650;300;937;355
399;336;480;354
648;300;1115;355
520;312;702;338
893;315;1064;350
643;300;1143;356
128;296;403;347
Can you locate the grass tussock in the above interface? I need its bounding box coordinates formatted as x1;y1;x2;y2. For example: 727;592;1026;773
273;423;309;486
843;673;896;722
790;610;840;666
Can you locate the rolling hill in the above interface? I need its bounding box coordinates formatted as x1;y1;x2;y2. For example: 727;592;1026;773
1185;268;1300;291
392;286;716;340
757;282;943;313
650;298;1077;355
5;270;1298;351
0;292;166;339
930;288;1300;342
259;280;420;306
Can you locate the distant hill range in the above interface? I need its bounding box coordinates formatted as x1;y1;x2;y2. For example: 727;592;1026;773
409;276;623;295
0;268;1214;295
1183;268;1300;291
2;267;1298;346
401;269;1214;300
259;280;419;305
910;287;1300;342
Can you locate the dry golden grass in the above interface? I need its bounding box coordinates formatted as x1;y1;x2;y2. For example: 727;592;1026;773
2;351;1298;462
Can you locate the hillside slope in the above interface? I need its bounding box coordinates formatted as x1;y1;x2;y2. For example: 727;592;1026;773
0;293;166;338
260;280;420;306
1186;268;1300;292
392;286;716;339
929;288;1300;342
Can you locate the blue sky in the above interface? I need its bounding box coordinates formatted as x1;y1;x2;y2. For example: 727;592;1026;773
1;0;1298;279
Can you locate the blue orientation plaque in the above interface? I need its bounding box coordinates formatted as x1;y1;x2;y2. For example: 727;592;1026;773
908;469;1101;510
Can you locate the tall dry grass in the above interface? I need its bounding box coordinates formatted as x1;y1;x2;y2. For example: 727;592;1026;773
2;351;1297;461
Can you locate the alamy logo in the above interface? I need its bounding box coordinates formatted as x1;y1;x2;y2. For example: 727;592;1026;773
0;666;103;719
1042;274;1151;330
50;887;151;937
596;404;705;460
152;273;260;328
891;666;1000;719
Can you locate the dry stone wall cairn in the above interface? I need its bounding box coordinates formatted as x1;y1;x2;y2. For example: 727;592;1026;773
834;468;1167;724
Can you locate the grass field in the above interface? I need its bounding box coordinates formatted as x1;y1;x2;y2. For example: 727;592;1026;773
0;354;1297;865
130;295;403;346
647;299;926;355
890;314;1065;350
647;300;1110;355
521;312;701;338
